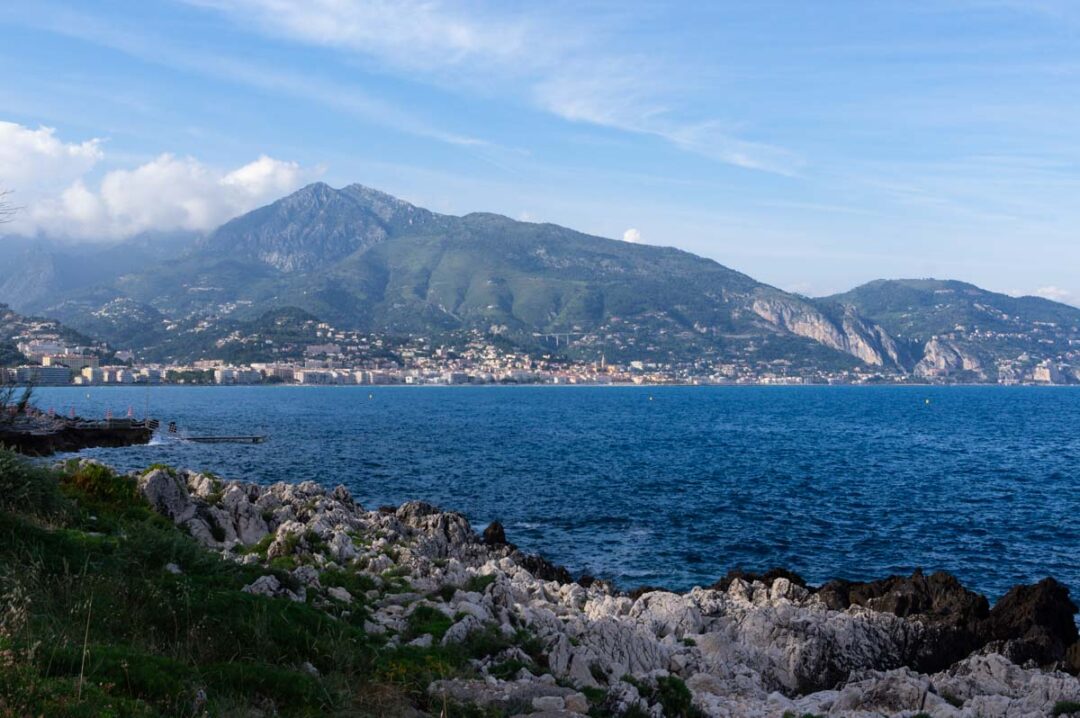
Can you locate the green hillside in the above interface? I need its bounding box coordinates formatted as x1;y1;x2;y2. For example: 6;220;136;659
24;184;1080;379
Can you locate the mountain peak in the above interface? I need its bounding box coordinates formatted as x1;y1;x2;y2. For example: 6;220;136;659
201;182;438;273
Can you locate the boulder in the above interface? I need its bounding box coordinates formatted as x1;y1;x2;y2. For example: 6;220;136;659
986;577;1079;667
815;569;990;672
242;575;304;602
331;484;356;507
139;469;195;524
482;520;509;547
516;553;573;584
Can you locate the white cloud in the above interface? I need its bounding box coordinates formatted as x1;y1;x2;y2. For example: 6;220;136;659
622;228;641;243
221;154;307;201
0;121;103;189
1033;285;1073;302
2;121;314;240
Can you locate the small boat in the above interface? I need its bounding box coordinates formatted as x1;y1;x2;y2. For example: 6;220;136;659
186;435;267;444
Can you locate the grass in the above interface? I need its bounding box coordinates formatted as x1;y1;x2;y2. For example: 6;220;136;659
405;606;454;642
0;449;66;517
0;448;533;717
463;574;497;594
1054;701;1080;717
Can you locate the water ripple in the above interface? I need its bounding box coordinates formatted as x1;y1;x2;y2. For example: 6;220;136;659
36;384;1080;603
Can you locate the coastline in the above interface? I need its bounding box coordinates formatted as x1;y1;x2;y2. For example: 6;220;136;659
30;383;1080;611
27;381;1080;389
129;460;1080;715
3;450;1078;716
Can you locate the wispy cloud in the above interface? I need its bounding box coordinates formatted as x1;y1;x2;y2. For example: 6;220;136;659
181;0;799;174
7;3;492;150
185;0;536;72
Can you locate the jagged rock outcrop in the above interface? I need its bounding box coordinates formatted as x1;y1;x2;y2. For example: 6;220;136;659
915;337;985;379
986;578;1080;667
751;295;904;368
131;464;1080;717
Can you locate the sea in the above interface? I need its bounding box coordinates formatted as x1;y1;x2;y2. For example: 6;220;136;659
33;384;1080;603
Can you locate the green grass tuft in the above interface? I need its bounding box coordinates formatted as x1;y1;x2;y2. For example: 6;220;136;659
1053;701;1080;717
463;574;497;594
405;606;454;642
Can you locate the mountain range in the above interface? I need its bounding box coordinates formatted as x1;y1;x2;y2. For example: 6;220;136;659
3;182;1078;382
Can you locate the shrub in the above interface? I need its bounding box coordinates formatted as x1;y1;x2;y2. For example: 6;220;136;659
405;606;454;642
655;675;704;718
1053;701;1080;717
463;574;497;594
434;584;457;602
487;658;532;680
241;533;274;557
321;568;377;597
0;447;65;517
63;462;142;508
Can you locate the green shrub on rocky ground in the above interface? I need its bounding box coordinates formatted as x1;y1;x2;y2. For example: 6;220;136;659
621;674;705;718
1054;700;1080;717
0;448;528;717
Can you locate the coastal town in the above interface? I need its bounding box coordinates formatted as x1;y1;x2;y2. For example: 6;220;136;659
3;322;1077;387
5;299;1079;387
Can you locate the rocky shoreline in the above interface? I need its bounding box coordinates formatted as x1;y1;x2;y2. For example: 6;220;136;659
132;462;1080;717
1;417;154;455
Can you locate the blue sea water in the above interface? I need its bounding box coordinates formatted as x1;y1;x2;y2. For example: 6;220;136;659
33;385;1080;603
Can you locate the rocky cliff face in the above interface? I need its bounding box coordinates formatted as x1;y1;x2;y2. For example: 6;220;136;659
130;462;1080;717
752;295;905;369
914;338;986;379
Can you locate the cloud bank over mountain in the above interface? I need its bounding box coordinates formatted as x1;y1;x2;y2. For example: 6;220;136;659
0;121;315;240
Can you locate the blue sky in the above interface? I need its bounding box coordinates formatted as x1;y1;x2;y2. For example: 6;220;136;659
2;1;1079;302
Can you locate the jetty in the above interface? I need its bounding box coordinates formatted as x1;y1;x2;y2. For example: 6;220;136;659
186;435;266;444
0;417;155;456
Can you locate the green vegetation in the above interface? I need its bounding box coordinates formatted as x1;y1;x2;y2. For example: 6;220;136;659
37;183;865;367
0;340;25;366
463;573;497;594
164;369;215;385
1053;701;1080;717
619;675;704;718
405;606;455;643
0;448;544;717
0;448;65;516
